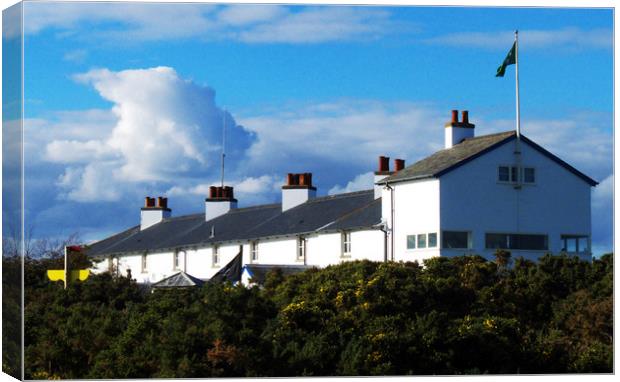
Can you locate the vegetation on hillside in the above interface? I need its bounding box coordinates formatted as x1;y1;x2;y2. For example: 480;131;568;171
3;250;613;378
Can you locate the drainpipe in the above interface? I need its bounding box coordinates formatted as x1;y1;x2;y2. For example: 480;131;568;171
384;182;395;262
380;224;388;263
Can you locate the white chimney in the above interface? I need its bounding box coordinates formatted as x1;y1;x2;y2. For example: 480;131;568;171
282;173;316;211
374;156;405;199
445;110;475;149
141;196;171;230
205;186;237;221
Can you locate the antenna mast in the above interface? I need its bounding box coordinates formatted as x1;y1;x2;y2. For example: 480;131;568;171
220;110;226;188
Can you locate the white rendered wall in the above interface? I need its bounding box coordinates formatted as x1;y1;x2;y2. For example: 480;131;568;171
282;188;316;211
140;209;171;230
444;126;475;149
439;139;592;262
205;201;237;221
384;179;442;264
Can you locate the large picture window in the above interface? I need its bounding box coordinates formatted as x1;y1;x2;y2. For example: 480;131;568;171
442;231;471;249
485;233;548;250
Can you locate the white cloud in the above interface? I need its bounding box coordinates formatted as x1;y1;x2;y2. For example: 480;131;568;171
23;2;217;41
63;49;87;63
239;100;446;180
46;66;254;202
217;4;286;26
57;163;122;202
44;139;113;163
479;112;612;182
236;7;391;43
22;3;396;44
328;171;374;195
593;174;613;210
425;27;612;50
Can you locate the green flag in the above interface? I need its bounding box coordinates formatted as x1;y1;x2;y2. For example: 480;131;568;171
496;42;516;77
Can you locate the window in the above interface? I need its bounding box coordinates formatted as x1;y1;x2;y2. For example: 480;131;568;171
498;166;510;182
561;235;589;253
499;166;535;184
428;233;438;248
511;166;520;183
141;253;147;273
250;241;258;262
342;232;352;256
417;234;427;248
485;233;548;251
442;231;471;249
523;167;535;184
297;237;306;261
406;235;416;249
212;246;219;266
173;251;180;270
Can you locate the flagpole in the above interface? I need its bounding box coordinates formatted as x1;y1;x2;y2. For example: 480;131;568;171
515;30;520;138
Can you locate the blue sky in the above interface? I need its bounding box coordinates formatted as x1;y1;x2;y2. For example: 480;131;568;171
4;2;613;255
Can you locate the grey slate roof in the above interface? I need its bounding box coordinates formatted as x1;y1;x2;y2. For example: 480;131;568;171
151;271;205;288
87;190;380;257
242;264;312;285
378;131;597;186
379;131;516;184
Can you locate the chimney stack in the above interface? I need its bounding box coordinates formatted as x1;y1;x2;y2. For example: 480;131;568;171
141;195;171;230
205;186;238;221
282;172;316;211
444;109;475;149
374;156;393;199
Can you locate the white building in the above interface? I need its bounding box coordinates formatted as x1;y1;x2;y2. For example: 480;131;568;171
88;110;597;285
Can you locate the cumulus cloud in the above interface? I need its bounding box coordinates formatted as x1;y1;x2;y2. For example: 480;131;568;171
21;3;395;44
328;172;375;195
425;27;612;51
46;66;254;201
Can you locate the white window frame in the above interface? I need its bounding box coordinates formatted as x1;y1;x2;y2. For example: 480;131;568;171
173;251;180;270
498;165;536;185
560;234;590;254
212;246;220;267
417;233;427;249
406;235;416;250
297;237;306;261
141;253;148;273
341;232;352;257
523;167;536;184
250;241;258;262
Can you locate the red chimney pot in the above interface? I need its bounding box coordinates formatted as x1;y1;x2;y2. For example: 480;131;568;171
462;110;469;124
451;109;459;124
378;156;390;172
394;159;405;172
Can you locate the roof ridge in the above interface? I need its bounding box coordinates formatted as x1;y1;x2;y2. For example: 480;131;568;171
307;189;373;203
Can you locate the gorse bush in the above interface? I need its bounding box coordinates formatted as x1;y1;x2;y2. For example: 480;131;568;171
19;253;612;378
